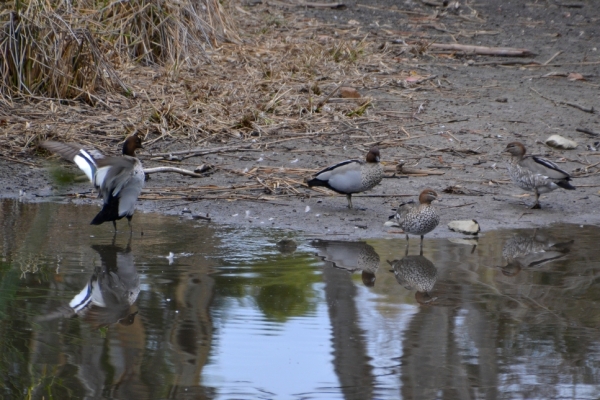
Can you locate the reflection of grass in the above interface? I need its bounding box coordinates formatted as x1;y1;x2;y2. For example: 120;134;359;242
48;166;85;186
214;253;320;322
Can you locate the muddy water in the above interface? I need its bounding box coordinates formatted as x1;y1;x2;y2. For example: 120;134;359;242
1;199;600;399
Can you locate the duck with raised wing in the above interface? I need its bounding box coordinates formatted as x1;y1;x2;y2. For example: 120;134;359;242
503;142;575;209
392;189;440;248
41;133;145;231
307;146;383;209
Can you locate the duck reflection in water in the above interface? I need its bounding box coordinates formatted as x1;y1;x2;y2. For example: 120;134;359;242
499;230;574;277
388;246;438;304
310;240;380;286
37;239;140;328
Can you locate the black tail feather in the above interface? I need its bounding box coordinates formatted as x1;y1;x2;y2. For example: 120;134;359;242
556;180;576;190
307;178;327;188
91;196;121;225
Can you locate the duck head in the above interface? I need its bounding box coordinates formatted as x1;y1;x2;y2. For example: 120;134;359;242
503;142;526;158
366;146;380;163
419;188;439;204
122;133;143;157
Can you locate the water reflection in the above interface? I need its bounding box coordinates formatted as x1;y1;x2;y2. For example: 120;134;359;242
310;239;380;286
3;200;600;399
388;253;437;304
498;230;574;276
36;239;140;328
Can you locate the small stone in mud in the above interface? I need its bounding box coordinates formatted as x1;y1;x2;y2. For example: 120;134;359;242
545;135;577;149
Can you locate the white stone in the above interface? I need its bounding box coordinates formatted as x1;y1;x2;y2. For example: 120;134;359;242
447;219;480;235
545;135;577;149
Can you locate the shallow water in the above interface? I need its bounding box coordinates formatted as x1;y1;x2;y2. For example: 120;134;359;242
1;200;600;399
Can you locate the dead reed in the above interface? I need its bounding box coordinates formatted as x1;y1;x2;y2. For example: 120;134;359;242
0;0;237;104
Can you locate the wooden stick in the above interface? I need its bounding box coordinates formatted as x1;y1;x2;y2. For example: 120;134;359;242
576;128;600;136
316;81;345;111
543;51;562;65
430;43;536;57
297;1;346;8
565;102;595;114
149;144;256;158
143;166;206;178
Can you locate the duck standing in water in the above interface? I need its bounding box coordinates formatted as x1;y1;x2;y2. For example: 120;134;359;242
503;141;575;209
307;146;383;209
41;133;145;231
393;189;440;249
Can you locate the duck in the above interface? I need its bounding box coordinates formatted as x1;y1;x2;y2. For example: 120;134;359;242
307;146;383;209
392;188;440;248
388;254;437;304
41;133;145;231
311;239;380;287
503;141;575;209
498;230;574;276
35;241;140;328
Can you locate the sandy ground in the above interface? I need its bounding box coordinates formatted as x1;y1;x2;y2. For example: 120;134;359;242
2;0;599;240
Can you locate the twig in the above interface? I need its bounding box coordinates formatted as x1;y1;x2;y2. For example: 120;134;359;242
316;81;345;111
143;166;206;178
565;102;595;114
472;60;540;67
429;43;536;57
297;1;346;8
149;144;257;158
576;128;600;136
543;51;562;65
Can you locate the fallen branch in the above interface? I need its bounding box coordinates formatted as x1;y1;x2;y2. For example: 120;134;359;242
297;1;346;8
430;43;536;57
530;88;595;114
473;60;540;67
144;166;206;178
149;144;257;159
565;102;595;114
393;162;445;176
576;128;600;136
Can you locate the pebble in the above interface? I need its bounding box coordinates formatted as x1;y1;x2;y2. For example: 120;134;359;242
447;219;480;235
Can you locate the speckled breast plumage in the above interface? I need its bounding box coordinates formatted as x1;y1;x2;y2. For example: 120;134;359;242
397;204;440;236
357;245;380;274
391;256;437;293
360;162;384;192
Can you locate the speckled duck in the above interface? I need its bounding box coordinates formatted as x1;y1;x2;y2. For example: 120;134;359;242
393;188;440;248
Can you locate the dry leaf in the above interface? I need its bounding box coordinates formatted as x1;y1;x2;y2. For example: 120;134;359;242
340;87;361;98
567;72;585;81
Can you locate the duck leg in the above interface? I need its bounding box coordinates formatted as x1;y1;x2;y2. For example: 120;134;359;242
112;220;118;232
346;194;353;209
531;190;541;209
127;216;133;232
419;235;424;256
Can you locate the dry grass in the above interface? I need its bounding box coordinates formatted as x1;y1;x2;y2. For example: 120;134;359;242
0;0;454;166
0;0;238;104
